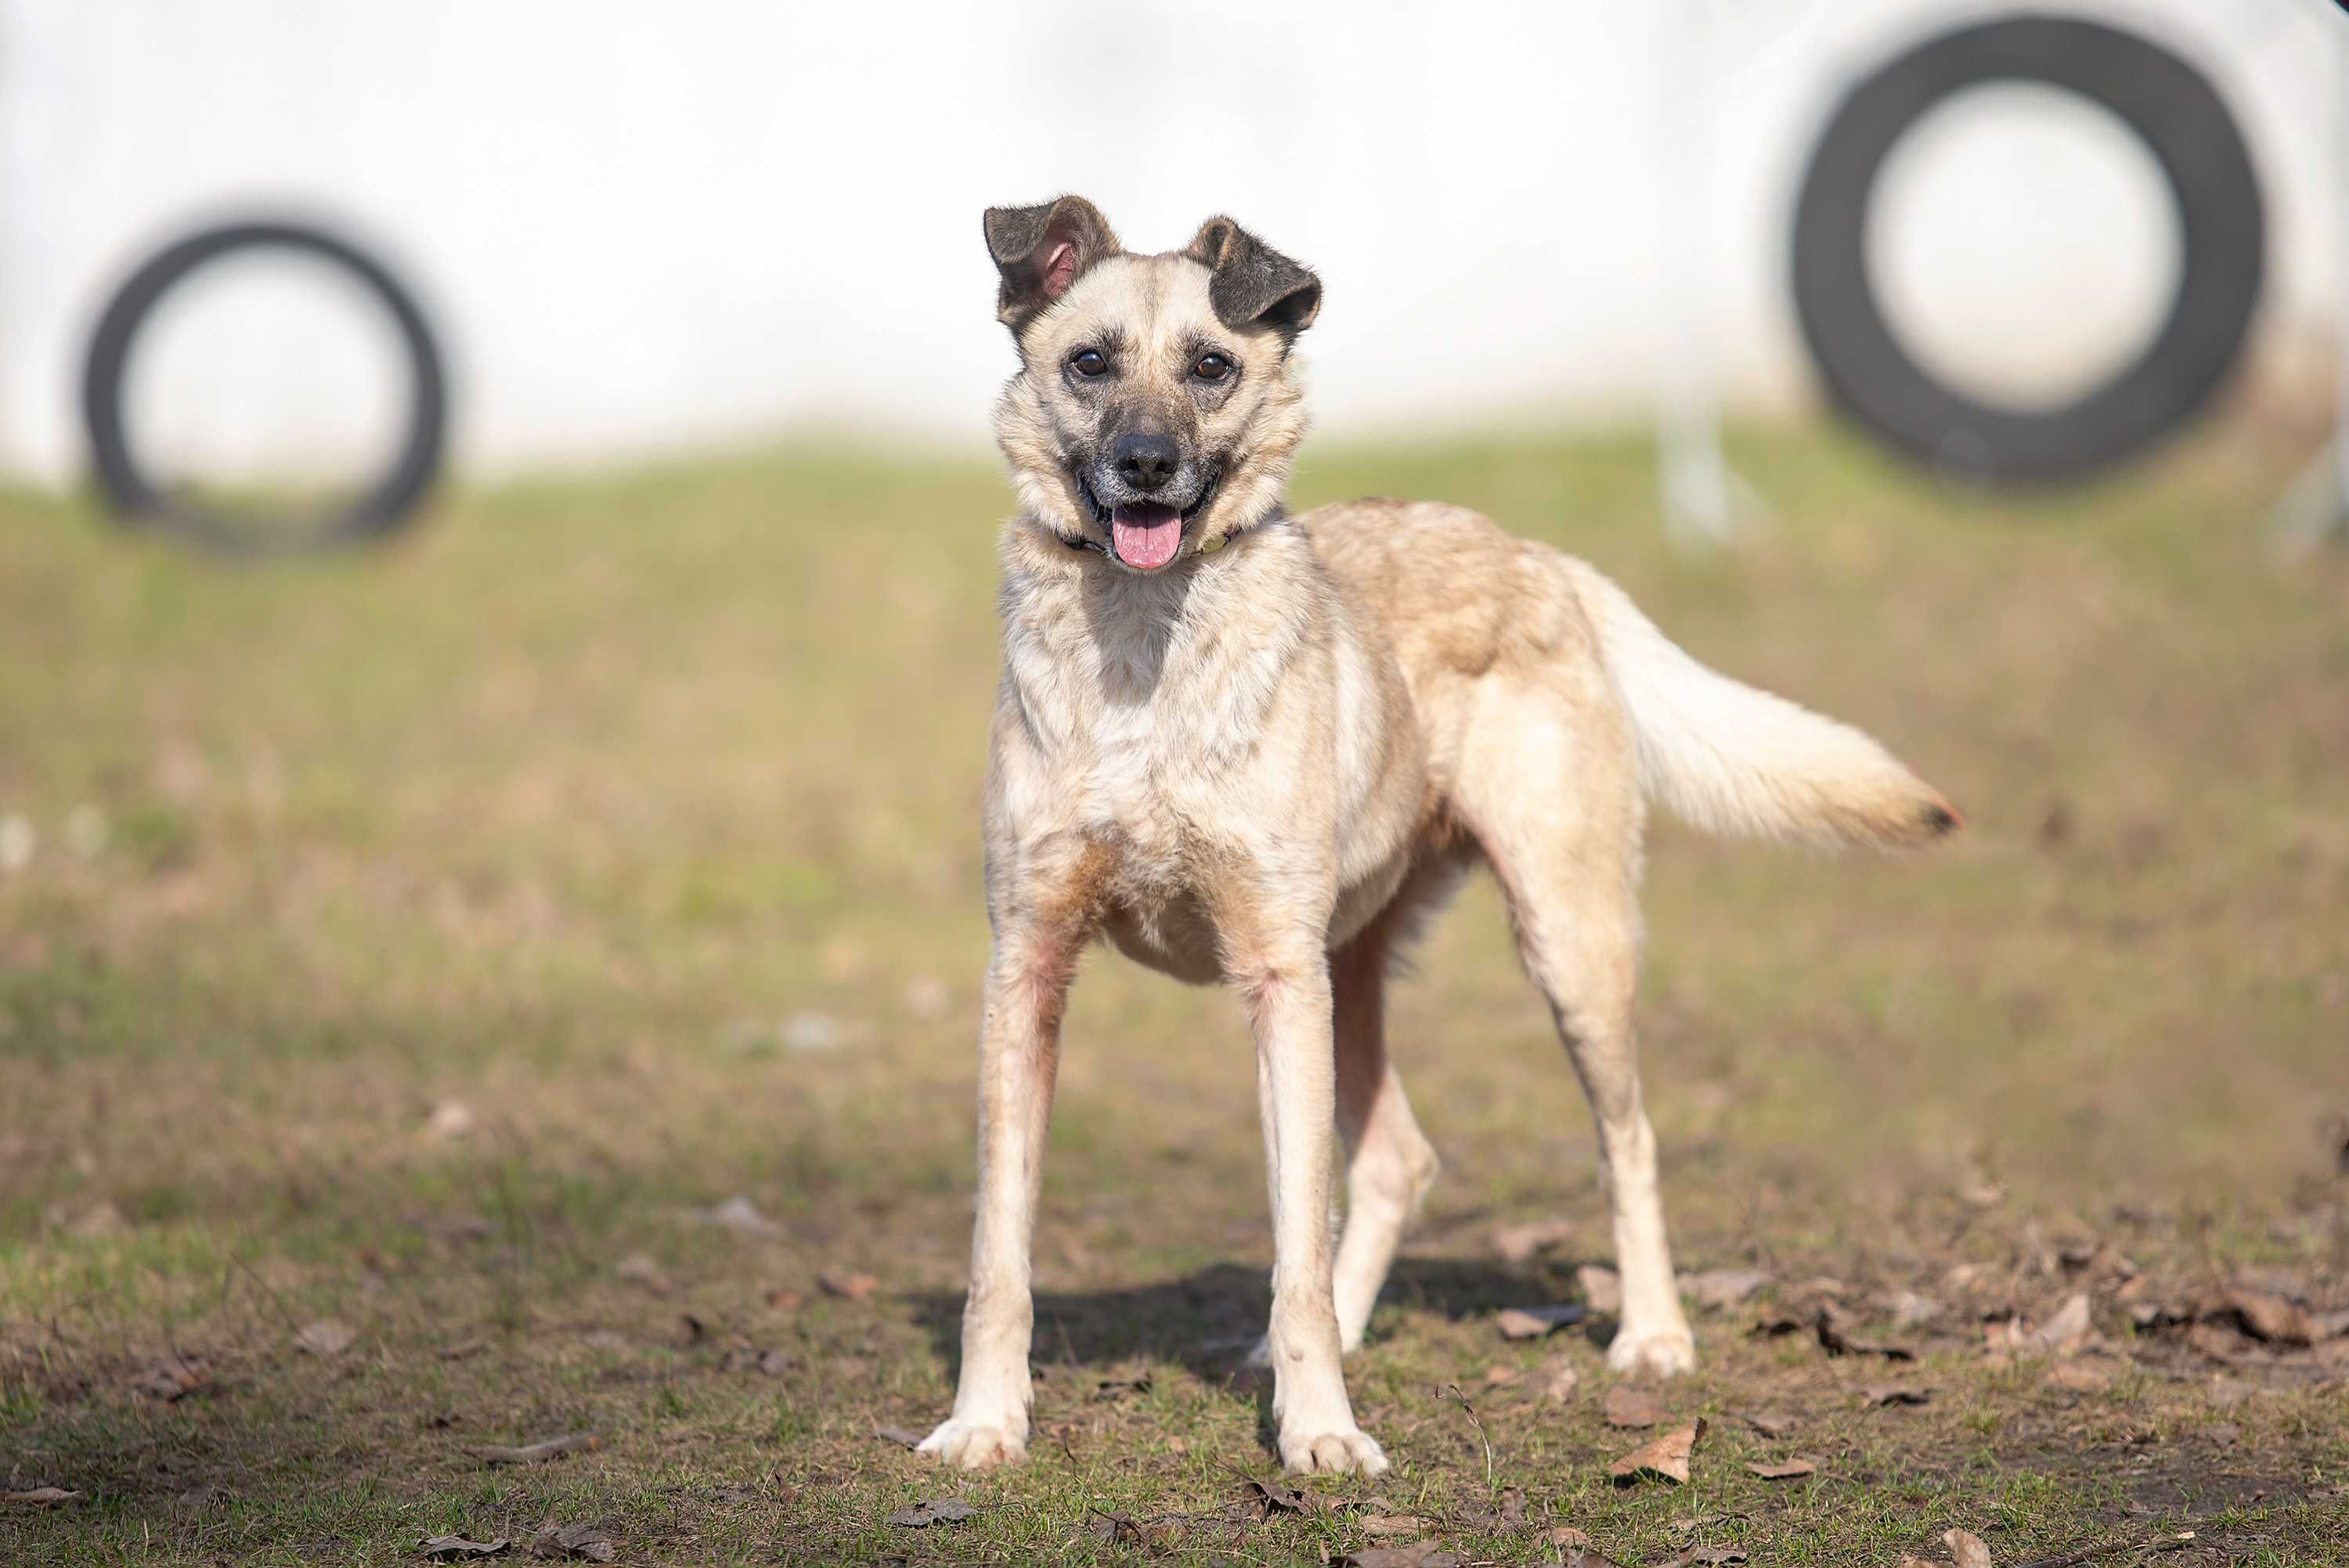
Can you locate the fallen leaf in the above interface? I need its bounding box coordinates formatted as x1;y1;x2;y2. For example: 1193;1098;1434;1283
1664;1549;1748;1567
1494;1217;1575;1263
1604;1385;1666;1428
529;1523;616;1563
1608;1418;1704;1485
1243;1476;1314;1515
818;1268;879;1301
133;1357;204;1400
695;1195;783;1238
2206;1376;2261;1410
874;1426;926;1448
424;1098;477;1142
2048;1361;2115;1393
2187;1321;2262;1363
294;1318;358;1357
1882;1289;1944;1329
613;1254;671;1295
4;1487;81;1505
1540;1354;1581;1403
1815;1305;1914;1360
1339;1545;1459;1568
2205;1422;2240;1447
1896;1559;1939;1568
465;1433;597;1465
1863;1384;1932;1407
1747;1457;1817;1479
418;1537;511;1560
1496;1303;1586;1339
886;1496;976;1527
1358;1512;1426;1537
1683;1269;1769;1311
1548;1526;1591;1547
1943;1527;1992;1568
1741;1410;1795;1438
2217;1285;2315;1346
1578;1265;1622;1314
2031;1291;2095;1354
1559;1550;1627;1568
765;1286;803;1312
1482;1363;1521;1386
1093;1374;1151;1400
717;1346;792;1375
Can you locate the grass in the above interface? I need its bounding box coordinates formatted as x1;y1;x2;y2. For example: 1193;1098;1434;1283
2;411;2347;1565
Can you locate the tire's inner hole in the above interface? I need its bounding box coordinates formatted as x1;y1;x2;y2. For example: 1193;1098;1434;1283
1867;81;2183;413
121;249;410;530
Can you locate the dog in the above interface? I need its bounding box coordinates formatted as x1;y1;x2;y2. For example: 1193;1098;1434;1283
920;196;1957;1476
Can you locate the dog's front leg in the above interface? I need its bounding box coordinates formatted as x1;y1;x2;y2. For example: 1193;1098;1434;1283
1239;937;1390;1476
921;886;1093;1470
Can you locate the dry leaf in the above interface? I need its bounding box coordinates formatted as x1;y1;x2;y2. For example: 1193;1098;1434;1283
1747;1456;1817;1479
874;1425;926;1448
886;1496;976;1527
2218;1285;2315;1346
1683;1269;1769;1311
466;1433;597;1465
1339;1545;1459;1568
2204;1422;2240;1447
1882;1289;1944;1329
1664;1550;1747;1567
424;1099;478;1141
1093;1374;1151;1400
1741;1410;1795;1438
1496;1303;1586;1339
1608;1418;1704;1485
1560;1550;1627;1568
1494;1217;1575;1263
1943;1527;1993;1568
418;1536;511;1560
1359;1512;1426;1537
1864;1385;1932;1407
4;1487;81;1505
1815;1306;1913;1360
2048;1361;2114;1393
294;1318;359;1357
613;1254;671;1295
2032;1291;2094;1354
696;1195;783;1238
133;1357;204;1400
1579;1265;1622;1314
1604;1385;1666;1428
1243;1477;1314;1515
1541;1354;1581;1403
818;1268;879;1301
1482;1363;1521;1386
529;1523;616;1563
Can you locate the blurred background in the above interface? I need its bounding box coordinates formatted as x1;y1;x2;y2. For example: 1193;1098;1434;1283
4;3;2348;1560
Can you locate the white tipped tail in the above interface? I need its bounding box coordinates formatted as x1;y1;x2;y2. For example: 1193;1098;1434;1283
1568;562;1958;850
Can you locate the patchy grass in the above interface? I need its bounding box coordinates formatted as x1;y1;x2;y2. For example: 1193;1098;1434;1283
3;413;2348;1566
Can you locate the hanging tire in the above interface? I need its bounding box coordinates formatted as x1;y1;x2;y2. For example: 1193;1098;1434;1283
82;218;449;553
1789;14;2264;486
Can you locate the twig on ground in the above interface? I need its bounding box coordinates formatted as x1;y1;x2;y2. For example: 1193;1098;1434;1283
1442;1382;1494;1488
2013;1528;2197;1568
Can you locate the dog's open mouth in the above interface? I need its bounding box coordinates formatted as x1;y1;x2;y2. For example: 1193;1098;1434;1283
1074;467;1221;570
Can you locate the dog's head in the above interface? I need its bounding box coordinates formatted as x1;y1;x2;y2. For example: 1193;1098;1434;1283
983;196;1320;571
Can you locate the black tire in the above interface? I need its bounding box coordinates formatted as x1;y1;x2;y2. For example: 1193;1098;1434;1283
1790;14;2264;485
82;218;448;553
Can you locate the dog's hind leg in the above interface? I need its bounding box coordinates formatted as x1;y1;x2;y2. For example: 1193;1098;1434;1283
1456;680;1697;1378
1329;912;1440;1354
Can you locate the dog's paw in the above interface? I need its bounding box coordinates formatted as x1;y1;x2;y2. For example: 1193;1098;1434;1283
1606;1327;1698;1378
1278;1426;1390;1476
916;1419;1028;1469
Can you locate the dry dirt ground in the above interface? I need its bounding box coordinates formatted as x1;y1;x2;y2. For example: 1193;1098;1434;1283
2;419;2347;1566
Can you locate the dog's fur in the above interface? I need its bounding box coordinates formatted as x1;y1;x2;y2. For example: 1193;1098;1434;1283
922;197;1958;1476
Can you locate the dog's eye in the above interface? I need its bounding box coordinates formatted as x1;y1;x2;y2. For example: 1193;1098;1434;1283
1193;353;1232;382
1070;349;1109;378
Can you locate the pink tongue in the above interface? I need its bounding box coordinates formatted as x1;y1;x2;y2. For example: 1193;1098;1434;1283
1111;503;1182;568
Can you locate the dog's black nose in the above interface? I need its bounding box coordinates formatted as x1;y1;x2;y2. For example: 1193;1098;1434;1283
1111;431;1179;493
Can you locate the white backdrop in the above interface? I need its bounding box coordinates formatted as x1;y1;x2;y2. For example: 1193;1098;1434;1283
0;0;2335;485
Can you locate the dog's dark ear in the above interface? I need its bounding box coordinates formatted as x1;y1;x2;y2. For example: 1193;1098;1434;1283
1186;216;1321;339
983;196;1119;333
